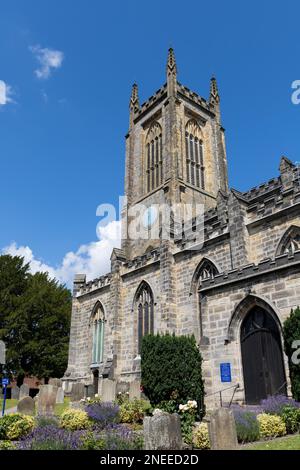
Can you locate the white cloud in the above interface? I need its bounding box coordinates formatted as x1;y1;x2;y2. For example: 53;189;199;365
0;80;14;106
29;45;64;80
1;221;121;288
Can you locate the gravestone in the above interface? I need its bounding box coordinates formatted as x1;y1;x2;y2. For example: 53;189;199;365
11;386;20;400
37;384;58;415
70;382;85;402
49;378;62;388
101;379;116;402
143;411;183;450
208;408;238;450
56;387;64;404
19;383;30;400
86;384;95;398
17;396;35;416
129;380;141;401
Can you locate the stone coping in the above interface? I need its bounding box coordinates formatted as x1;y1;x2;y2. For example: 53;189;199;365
200;250;300;292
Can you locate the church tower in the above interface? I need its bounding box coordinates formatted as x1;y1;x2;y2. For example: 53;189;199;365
122;48;228;259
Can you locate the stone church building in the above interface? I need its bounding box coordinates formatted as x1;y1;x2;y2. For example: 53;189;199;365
63;49;300;407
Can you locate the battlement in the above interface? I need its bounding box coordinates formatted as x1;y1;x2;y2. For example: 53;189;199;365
200;249;300;291
76;273;112;297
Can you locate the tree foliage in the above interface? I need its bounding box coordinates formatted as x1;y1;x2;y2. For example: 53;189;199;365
141;333;204;410
0;254;71;383
283;307;300;401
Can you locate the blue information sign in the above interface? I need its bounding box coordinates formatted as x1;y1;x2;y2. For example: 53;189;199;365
1;378;9;386
220;363;232;383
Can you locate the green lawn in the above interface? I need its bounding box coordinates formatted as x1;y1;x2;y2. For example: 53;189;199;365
1;398;18;411
245;434;300;450
54;397;70;416
1;397;70;416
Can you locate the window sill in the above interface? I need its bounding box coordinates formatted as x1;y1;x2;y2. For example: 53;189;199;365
90;362;103;368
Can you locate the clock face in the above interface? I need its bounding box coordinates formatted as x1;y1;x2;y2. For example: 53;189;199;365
143;206;158;228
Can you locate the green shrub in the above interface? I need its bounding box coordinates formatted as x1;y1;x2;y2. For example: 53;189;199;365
80;431;105;450
283;307;300;401
177;400;197;444
116;392;130;405
35;415;60;428
119;398;152;424
0;414;35;440
257;413;287;438
0;441;16;450
233;409;260;443
193;422;210;449
280;405;300;434
141;333;204;415
60;409;90;431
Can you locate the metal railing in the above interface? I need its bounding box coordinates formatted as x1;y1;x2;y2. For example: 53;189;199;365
205;383;240;408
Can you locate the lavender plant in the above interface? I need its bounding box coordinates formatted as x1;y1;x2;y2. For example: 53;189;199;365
85;402;120;429
19;426;86;450
233;408;260;443
260;395;300;415
104;424;143;450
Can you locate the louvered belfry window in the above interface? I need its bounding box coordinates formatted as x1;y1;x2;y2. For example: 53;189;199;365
146;122;163;192
185;119;205;190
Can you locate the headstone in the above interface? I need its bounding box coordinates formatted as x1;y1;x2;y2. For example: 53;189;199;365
17;396;35;416
11;386;20;400
86;384;95;398
208;408;238;450
37;384;58;415
56;387;64;404
49;378;62;388
70;382;85;402
129;380;141;400
19;383;30;400
101;379;116;402
116;382;130;395
143;411;183;450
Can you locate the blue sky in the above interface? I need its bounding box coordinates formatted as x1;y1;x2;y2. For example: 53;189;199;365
0;0;300;285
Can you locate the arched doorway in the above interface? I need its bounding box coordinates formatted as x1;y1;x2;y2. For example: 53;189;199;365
241;306;286;404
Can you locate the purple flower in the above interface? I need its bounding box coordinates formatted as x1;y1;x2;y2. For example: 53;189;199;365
104;424;143;450
260;395;300;415
85;402;120;429
18;426;86;450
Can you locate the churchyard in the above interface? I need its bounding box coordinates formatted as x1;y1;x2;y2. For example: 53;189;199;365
0;333;300;450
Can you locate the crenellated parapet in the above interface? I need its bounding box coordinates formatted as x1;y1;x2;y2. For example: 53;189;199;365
200;249;300;292
75;273;112;297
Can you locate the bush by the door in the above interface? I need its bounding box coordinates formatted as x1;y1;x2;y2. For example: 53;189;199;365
141;333;204;414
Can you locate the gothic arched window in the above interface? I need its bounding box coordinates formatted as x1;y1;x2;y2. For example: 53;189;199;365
135;282;154;354
185;120;205;190
276;225;300;256
146;122;163;193
195;259;218;338
197;259;218;287
91;303;105;365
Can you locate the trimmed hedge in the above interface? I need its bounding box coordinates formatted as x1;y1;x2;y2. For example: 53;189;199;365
283;307;300;401
141;333;204;413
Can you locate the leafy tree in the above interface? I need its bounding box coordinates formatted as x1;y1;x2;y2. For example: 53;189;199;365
283;307;300;401
141;333;204;414
0;255;71;385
